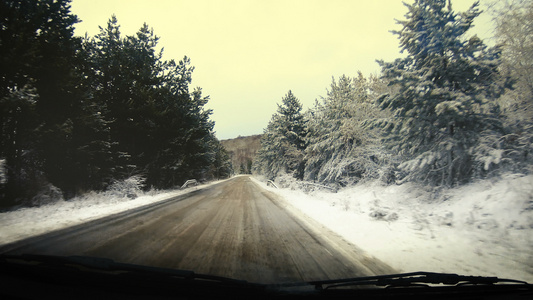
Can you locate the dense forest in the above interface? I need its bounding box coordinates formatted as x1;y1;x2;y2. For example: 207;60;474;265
254;0;532;188
0;0;231;208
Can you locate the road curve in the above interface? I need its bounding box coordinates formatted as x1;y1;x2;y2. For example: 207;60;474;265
0;176;395;283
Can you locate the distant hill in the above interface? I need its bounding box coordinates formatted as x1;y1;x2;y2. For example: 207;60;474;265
221;135;262;174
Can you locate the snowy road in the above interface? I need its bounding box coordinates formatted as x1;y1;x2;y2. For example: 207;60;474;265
0;176;394;283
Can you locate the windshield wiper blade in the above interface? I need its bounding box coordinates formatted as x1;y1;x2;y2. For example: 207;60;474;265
307;272;529;290
3;255;532;298
1;254;278;298
1;253;260;286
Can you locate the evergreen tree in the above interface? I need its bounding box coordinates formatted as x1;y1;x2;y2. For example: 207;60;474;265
0;6;230;206
0;0;93;202
491;0;533;119
490;0;533;173
254;91;307;179
305;73;392;186
277;91;307;153
87;16;223;189
375;0;506;186
246;159;253;174
207;138;232;179
0;84;39;205
87;16;148;179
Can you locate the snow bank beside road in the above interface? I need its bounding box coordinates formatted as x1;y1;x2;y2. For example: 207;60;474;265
252;174;533;282
0;179;228;246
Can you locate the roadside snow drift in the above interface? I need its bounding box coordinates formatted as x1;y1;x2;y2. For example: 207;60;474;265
252;174;533;283
0;180;228;246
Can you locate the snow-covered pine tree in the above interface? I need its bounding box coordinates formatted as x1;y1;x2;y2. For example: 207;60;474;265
253;91;307;179
375;0;506;186
490;0;533;173
491;0;533;122
304;73;391;186
253;117;282;178
277;90;307;154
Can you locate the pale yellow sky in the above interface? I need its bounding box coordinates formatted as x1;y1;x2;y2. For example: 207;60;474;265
70;0;495;140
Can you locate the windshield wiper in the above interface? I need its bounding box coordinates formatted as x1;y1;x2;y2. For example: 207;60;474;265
3;254;532;299
1;253;270;299
0;253;258;285
306;271;529;290
6;254;528;289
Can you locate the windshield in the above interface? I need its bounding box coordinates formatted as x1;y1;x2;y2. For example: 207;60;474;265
0;0;532;287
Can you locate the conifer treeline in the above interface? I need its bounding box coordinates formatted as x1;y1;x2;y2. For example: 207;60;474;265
254;0;532;187
0;0;231;206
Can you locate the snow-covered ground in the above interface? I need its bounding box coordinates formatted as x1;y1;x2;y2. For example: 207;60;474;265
252;174;533;282
0;179;229;246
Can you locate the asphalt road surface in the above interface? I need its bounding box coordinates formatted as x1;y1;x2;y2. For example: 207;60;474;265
0;176;395;283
